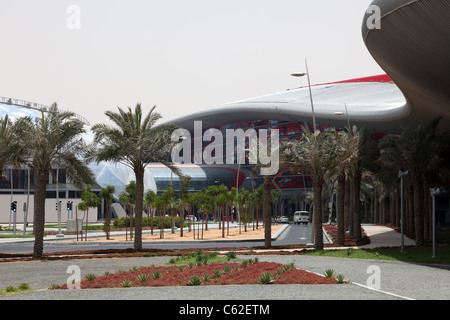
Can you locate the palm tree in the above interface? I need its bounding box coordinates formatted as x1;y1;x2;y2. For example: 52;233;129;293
284;127;344;250
0;115;15;174
380;117;450;246
92;103;181;250
118;190;132;240
1;104;94;259
100;185;115;240
80;185;101;241
144;189;156;235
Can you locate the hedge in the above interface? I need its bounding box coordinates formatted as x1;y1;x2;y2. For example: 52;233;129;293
113;216;188;229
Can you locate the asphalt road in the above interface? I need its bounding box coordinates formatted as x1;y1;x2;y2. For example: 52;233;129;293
0;254;449;301
0;223;317;255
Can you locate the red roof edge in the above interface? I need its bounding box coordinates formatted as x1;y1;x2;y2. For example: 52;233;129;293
323;74;393;85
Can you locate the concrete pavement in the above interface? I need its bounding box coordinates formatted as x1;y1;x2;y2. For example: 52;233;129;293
0;223;448;301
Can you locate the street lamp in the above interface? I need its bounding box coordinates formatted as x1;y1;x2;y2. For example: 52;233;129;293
291;59;316;133
430;187;444;258
334;103;351;132
398;169;410;253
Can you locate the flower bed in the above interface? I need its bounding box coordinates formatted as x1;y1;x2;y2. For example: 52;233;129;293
58;261;338;289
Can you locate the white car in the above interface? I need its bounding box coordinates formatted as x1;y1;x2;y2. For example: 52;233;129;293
294;211;309;225
277;216;289;224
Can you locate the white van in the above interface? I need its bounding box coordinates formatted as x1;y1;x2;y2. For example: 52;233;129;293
294;211;309;225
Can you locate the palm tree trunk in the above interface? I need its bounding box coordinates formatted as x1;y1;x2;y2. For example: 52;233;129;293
344;173;350;232
263;176;272;249
413;180;424;246
134;168;144;250
353;168;362;242
312;176;323;251
337;168;345;246
33;168;49;259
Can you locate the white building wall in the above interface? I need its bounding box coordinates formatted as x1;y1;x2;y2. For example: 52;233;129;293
0;195;98;224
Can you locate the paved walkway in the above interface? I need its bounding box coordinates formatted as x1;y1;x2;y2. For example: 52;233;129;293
357;224;416;249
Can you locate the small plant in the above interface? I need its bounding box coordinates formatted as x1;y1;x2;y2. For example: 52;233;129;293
208;252;218;258
283;262;295;272
48;284;59;290
240;260;249;267
121;280;133;287
226;251;237;260
212;270;223;278
104;271;111;276
136;274;150;283
177;266;185;272
130;266;138;271
84;274;97;281
18;283;30;291
324;269;335;278
258;272;275;284
335;274;346;284
169;258;177;264
152;271;161;279
187;276;202;286
187;262;195;269
116;269;125;274
223;265;231;273
5;286;16;293
202;274;211;282
346;248;353;256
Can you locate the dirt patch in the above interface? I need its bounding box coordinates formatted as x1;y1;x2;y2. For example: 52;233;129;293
80;225;283;242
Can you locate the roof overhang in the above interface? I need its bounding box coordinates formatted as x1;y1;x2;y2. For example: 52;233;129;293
161;0;450;135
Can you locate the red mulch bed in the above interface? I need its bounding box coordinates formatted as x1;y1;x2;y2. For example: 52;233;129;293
58;261;337;289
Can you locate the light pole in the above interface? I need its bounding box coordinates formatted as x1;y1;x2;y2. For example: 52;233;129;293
430;187;443;258
334;103;351;132
291;59;316;133
398;169;409;253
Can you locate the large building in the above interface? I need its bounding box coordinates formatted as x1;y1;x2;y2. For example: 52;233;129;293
1;0;449;224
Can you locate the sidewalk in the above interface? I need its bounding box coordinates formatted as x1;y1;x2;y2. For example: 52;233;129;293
356;224;415;249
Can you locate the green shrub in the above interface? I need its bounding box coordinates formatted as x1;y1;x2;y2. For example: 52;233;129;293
226;251;237;261
113;216;187;229
136;274;150;283
121;280;132;287
187;276;202;286
258;272;275;284
336;274;346;284
18;283;30;291
84;274;96;281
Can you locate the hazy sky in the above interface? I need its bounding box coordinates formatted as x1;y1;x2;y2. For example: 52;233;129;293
0;0;382;126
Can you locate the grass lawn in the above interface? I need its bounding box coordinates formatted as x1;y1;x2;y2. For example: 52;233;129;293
306;246;450;264
0;234;34;239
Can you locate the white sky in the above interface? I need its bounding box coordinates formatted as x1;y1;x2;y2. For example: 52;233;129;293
0;0;383;126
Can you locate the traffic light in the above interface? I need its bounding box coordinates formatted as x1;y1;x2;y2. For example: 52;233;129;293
67;201;73;210
11;201;17;212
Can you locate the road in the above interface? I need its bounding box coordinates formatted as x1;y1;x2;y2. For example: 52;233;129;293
0;223;319;255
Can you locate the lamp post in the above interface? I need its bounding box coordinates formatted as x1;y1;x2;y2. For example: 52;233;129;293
430;187;443;258
398;169;409;253
291;59;316;133
334;103;351;132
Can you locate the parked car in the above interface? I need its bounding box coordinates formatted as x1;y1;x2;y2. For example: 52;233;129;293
293;211;310;225
277;216;289;224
